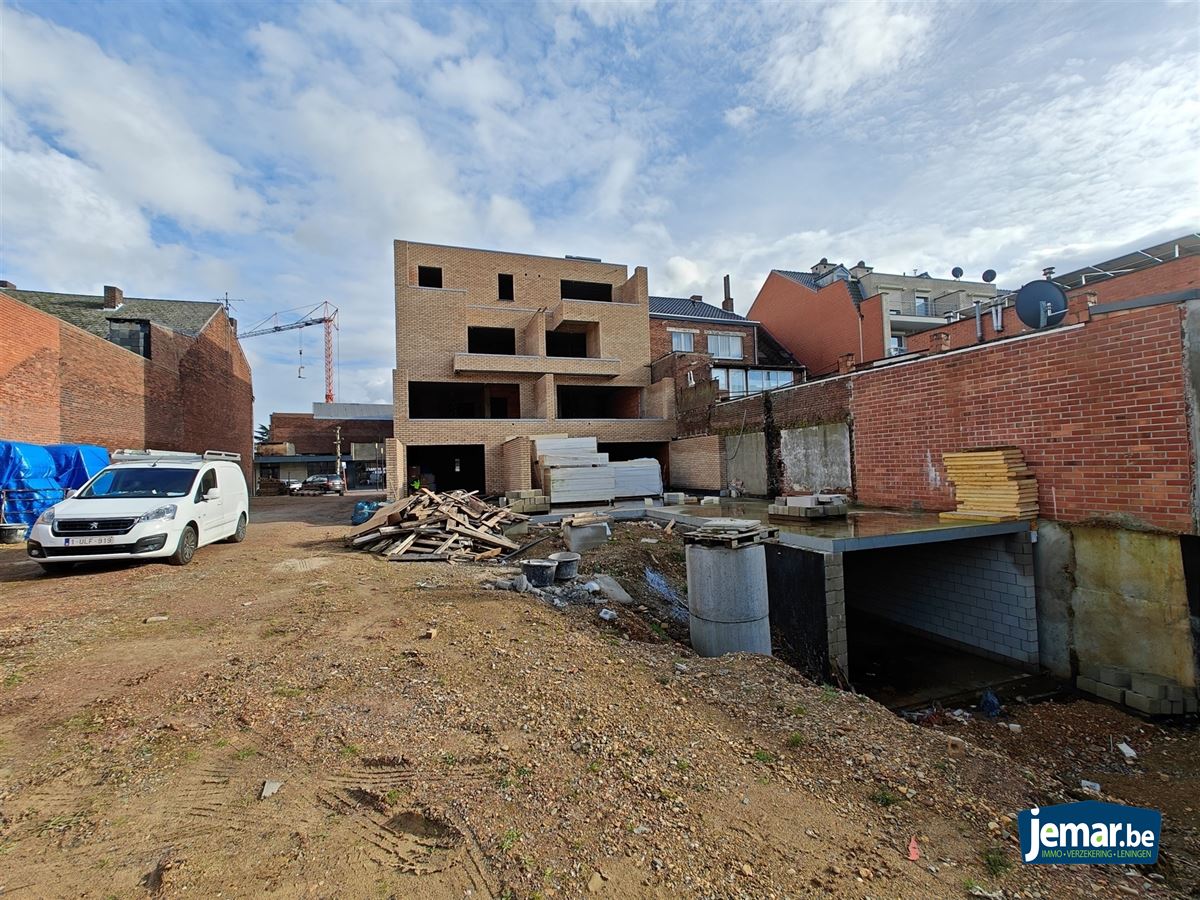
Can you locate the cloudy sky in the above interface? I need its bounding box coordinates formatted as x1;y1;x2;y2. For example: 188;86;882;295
3;0;1197;424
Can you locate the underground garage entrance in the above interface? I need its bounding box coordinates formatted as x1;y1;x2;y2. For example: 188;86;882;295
762;512;1038;708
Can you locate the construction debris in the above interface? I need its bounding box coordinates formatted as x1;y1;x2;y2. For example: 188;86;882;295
939;448;1039;521
345;489;527;562
768;493;849;519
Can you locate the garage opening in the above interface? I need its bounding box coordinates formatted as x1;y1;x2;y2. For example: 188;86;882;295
467;327;517;355
560;280;612;302
407;445;485;493
409;382;520;419
557;385;641;419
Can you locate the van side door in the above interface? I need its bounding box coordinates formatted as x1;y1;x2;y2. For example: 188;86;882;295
193;467;219;544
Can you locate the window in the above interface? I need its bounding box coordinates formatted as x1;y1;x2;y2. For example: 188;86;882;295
560;280;612;302
196;468;217;501
728;368;747;397
707;333;744;359
417;266;443;288
712;368;728;392
259;463;280;480
467;327;516;355
915;295;929;316
748;370;764;394
889;335;907;356
498;273;514;301
670;331;694;352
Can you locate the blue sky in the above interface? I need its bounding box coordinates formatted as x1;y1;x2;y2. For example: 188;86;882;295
2;0;1197;425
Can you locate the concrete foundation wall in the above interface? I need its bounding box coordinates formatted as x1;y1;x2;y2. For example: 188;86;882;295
1035;522;1197;689
779;422;852;493
845;534;1038;666
724;431;767;496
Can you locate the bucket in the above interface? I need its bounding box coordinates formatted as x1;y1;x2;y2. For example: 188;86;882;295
521;559;558;588
549;551;581;580
0;524;24;544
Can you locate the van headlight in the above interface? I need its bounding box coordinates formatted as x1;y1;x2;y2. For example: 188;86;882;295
35;507;55;527
138;504;178;523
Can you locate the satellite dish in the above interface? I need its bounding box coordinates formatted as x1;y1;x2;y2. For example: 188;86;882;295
951;266;964;279
982;269;997;283
1015;280;1068;329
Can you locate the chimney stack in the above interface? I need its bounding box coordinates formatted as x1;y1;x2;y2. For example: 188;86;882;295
103;285;123;309
689;294;703;303
722;274;734;312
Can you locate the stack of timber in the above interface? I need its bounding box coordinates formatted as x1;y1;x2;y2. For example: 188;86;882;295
612;459;663;498
256;478;288;497
940;448;1039;521
345;489;527;562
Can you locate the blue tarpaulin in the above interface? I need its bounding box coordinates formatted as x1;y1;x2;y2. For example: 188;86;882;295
0;442;110;530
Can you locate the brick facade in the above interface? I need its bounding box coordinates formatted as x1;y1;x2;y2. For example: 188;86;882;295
392;241;675;495
269;412;392;455
0;291;253;482
649;317;759;365
667;435;726;491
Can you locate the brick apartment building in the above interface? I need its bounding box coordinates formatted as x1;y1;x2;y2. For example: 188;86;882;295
0;284;253;480
748;260;997;374
257;402;392;490
648;289;802;399
388;241;675;497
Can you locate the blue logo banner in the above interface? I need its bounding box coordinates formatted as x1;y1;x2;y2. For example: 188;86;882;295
1019;800;1161;865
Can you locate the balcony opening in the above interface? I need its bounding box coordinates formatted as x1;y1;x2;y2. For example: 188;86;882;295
407;444;485;493
409;382;520;419
498;273;514;301
467;326;516;355
418;266;443;288
557;385;641;419
546;321;598;358
560;279;612;302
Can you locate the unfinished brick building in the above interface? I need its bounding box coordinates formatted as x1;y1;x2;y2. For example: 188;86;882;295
388;242;675;497
0;285;253;481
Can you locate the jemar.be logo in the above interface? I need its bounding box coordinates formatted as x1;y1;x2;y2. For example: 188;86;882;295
1019;800;1161;864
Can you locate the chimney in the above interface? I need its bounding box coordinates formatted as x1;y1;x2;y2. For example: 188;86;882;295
837;352;856;374
722;274;734;312
1065;291;1096;325
103;285;123;309
849;260;873;280
689;294;703;303
812;257;836;277
926;331;951;354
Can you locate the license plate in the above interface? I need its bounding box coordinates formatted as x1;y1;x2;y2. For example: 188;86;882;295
63;536;116;546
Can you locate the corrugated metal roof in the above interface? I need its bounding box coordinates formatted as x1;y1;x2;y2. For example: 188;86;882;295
5;289;224;338
648;295;751;323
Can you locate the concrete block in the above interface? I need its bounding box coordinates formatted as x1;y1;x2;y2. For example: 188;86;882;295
1130;673;1170;699
1096;666;1131;688
563;522;611;553
1092;682;1125;704
1164;683;1184;702
785;495;819;508
1170;700;1184;715
1076;676;1099;695
1185;695;1198;714
700;496;721;505
662;492;686;505
1123;692;1168;715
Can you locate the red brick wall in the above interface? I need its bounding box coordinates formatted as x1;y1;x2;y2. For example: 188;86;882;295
852;303;1193;531
0;293;254;483
649;317;758;364
269;413;393;455
748;272;864;375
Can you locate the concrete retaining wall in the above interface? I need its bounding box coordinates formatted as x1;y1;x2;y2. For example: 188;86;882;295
724;431;767;496
779;422;852;493
844;533;1038;666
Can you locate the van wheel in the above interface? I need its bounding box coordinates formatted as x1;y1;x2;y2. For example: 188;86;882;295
169;525;198;566
227;513;247;543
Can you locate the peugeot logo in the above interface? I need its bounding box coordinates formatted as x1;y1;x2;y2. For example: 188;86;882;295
89;522;99;530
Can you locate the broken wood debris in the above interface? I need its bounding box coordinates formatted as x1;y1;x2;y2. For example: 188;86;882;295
345;489;526;562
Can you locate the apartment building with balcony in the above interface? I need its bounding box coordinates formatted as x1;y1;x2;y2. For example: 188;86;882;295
748;259;997;375
390;241;675;496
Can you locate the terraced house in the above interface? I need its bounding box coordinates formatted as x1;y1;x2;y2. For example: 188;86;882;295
388;242;676;497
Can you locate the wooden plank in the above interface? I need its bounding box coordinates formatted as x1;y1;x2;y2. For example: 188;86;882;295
384;533;419;557
447;523;520;550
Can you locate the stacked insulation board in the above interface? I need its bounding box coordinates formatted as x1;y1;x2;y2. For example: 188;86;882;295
530;437;662;505
940;449;1038;521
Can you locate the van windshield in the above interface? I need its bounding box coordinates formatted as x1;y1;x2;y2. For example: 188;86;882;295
78;467;198;499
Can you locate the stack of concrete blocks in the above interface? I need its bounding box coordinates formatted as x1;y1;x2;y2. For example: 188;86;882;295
662;492;686;505
503;489;548;514
768;493;849;519
1076;665;1198;716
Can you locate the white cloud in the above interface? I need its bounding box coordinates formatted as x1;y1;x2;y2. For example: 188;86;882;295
2;10;261;232
428;56;523;115
723;105;756;128
573;0;658;27
759;1;932;115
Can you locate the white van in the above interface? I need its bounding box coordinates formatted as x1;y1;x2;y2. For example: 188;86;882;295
26;450;249;571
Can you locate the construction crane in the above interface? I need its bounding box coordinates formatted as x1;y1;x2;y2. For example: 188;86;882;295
238;301;339;403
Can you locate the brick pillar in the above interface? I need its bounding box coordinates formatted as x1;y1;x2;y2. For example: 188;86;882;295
926;332;950;354
384;438;404;502
1065;291;1096;325
837;352;856;374
393;368;408;420
824;551;848;677
533;373;556;419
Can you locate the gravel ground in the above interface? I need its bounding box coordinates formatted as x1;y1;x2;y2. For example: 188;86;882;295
0;496;1184;898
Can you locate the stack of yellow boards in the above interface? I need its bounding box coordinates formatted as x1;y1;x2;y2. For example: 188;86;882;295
939;448;1038;522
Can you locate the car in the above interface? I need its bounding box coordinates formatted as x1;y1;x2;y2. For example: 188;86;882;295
26;450;249;572
296;474;345;495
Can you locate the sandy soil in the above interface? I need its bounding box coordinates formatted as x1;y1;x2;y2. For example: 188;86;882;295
0;496;1184;898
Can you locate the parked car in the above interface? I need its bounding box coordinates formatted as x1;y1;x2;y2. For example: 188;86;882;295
297;473;345;495
281;477;303;494
26;450;249;571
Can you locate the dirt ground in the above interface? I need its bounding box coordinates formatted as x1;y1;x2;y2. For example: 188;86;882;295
0;495;1189;898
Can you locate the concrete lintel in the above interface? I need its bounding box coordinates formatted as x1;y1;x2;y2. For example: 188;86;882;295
776;519;1031;553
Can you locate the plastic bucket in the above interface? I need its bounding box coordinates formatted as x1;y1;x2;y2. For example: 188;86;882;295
549;551;581;580
521;559;558;588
